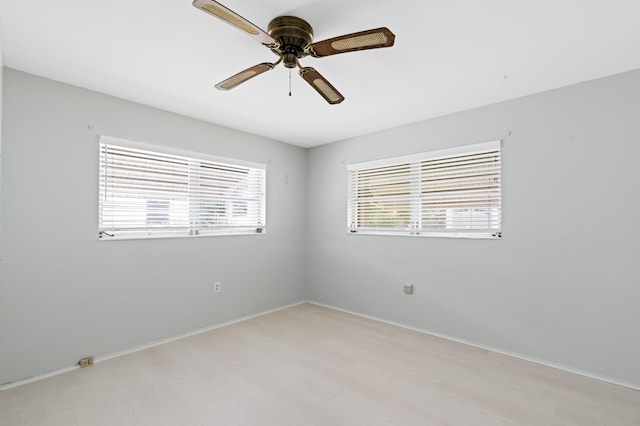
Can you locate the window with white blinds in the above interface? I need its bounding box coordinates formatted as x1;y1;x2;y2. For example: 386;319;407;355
98;136;266;240
347;140;502;238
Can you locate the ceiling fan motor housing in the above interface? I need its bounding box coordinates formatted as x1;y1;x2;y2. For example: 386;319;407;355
268;16;314;68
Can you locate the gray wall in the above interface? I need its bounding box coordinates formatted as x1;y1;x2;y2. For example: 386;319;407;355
0;30;4;250
306;69;640;387
2;66;640;389
0;69;308;385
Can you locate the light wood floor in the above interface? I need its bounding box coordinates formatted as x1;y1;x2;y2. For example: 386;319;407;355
1;303;639;425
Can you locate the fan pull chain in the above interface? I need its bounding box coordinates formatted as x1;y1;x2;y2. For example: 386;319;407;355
289;68;292;97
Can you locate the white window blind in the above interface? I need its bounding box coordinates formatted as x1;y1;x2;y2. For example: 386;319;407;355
347;140;502;238
99;137;266;240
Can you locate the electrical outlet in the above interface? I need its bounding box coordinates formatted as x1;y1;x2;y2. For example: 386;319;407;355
404;283;414;295
214;281;221;294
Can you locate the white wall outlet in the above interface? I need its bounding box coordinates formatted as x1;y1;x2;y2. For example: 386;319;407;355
214;281;221;294
404;283;414;295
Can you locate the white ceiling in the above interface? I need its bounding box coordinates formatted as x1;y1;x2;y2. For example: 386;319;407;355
1;0;639;148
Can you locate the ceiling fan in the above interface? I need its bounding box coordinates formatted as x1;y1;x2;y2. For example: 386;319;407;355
192;0;396;104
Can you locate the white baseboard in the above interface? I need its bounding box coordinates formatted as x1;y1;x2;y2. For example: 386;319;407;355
3;300;638;392
0;301;307;391
307;301;640;392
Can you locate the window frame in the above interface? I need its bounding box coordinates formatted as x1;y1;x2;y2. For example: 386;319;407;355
347;140;502;239
98;136;266;241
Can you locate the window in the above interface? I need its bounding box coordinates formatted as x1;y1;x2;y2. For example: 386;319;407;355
347;140;501;238
98;136;266;240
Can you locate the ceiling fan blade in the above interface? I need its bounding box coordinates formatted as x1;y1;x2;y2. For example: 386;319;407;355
192;0;277;46
215;63;275;91
308;27;395;57
299;67;345;105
